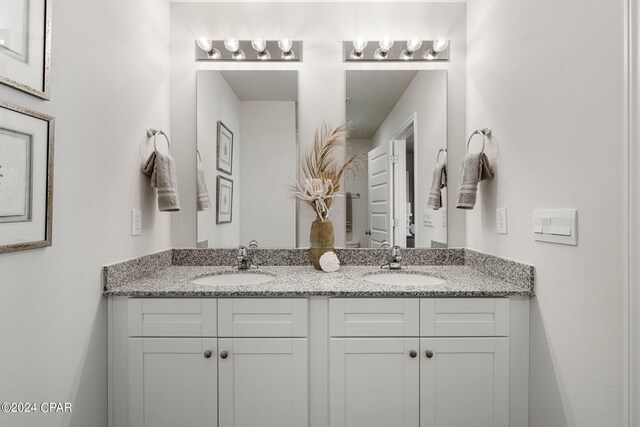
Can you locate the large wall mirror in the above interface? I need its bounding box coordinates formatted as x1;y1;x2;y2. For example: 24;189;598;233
345;70;448;248
196;71;298;248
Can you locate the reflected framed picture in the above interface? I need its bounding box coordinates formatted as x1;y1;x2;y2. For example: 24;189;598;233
0;101;54;254
216;175;233;224
0;0;52;100
216;120;233;175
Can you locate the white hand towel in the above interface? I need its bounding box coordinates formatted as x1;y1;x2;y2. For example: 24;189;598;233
141;151;181;212
455;152;494;209
197;166;212;211
427;163;447;210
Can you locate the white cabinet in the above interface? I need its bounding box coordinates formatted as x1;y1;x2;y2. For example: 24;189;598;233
129;338;217;427
218;338;308;427
329;338;420;427
420;338;509;427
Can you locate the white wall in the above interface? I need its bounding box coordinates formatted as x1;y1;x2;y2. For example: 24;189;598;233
170;2;466;248
466;0;625;425
239;101;296;248
0;1;171;426
196;71;241;247
346;139;372;247
372;71;448;247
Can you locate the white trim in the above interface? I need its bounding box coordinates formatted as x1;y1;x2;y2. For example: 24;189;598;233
627;0;637;425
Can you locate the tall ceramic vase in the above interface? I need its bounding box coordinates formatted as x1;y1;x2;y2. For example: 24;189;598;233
310;216;334;270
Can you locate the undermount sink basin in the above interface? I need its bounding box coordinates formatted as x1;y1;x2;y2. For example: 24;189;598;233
363;272;446;287
192;272;276;287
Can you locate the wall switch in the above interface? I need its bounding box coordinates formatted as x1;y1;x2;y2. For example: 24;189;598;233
496;207;508;234
131;209;142;236
532;209;578;245
423;210;434;227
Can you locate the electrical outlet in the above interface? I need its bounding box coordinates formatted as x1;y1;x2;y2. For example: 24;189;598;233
131;209;142;236
496;207;508;234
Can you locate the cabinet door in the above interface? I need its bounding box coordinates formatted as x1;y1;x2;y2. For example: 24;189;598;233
218;338;308;427
129;338;217;427
420;338;509;427
330;338;420;427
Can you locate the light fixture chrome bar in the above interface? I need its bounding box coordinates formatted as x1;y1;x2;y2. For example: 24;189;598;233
343;40;450;62
195;40;303;62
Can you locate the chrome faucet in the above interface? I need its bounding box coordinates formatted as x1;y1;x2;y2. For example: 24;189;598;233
381;245;405;270
236;246;257;270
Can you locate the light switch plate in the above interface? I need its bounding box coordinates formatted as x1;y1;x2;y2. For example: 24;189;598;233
131;209;142;236
423;209;434;227
532;209;577;245
496;207;508;234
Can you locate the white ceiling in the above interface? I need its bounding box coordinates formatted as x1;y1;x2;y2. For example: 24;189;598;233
346;70;418;140
219;71;298;101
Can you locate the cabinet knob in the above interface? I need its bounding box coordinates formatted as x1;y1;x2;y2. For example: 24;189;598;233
409;350;417;358
220;351;229;359
203;350;212;359
425;350;434;359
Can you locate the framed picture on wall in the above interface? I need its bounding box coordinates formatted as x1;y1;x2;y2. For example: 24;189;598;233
0;101;55;254
216;175;233;224
0;0;53;100
216;120;233;175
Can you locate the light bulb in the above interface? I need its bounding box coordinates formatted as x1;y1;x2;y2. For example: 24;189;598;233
224;38;240;52
353;36;367;53
278;38;293;53
251;37;267;53
432;38;449;53
197;38;213;52
406;38;422;53
379;36;394;52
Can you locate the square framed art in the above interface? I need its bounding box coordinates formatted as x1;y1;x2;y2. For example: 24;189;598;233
216;175;233;224
0;101;54;254
216;120;233;175
0;0;52;100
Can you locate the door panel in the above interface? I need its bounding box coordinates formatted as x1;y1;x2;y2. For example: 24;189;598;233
330;338;419;427
420;338;509;427
368;143;393;247
218;338;308;427
129;338;217;427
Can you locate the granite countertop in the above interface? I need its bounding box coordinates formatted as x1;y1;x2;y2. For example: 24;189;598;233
103;264;533;297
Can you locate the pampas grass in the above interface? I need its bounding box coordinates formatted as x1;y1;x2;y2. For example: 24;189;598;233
291;122;362;221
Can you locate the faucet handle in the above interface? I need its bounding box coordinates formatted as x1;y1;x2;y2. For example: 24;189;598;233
380;240;390;249
248;239;259;249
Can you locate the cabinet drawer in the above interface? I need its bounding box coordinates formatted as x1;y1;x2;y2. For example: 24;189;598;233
420;298;509;337
128;298;217;337
218;298;308;337
329;298;419;337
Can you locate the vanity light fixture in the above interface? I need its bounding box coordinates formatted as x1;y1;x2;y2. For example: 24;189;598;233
224;38;246;60
373;36;394;60
196;38;221;59
278;38;295;60
195;39;303;61
424;38;450;60
350;36;368;60
343;38;450;62
251;37;271;60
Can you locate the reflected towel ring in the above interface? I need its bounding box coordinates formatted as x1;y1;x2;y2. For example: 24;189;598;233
466;128;492;154
436;148;447;167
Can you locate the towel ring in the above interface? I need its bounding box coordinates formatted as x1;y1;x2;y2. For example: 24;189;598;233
436;148;447;167
153;131;171;154
466;128;491;154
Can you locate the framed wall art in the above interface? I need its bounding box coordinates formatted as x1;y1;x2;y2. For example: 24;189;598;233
0;101;54;254
0;0;52;100
216;175;233;224
216;120;233;175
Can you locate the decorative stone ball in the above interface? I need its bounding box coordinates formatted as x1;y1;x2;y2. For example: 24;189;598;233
319;251;340;273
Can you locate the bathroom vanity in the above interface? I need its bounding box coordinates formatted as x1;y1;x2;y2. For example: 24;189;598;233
104;248;533;427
